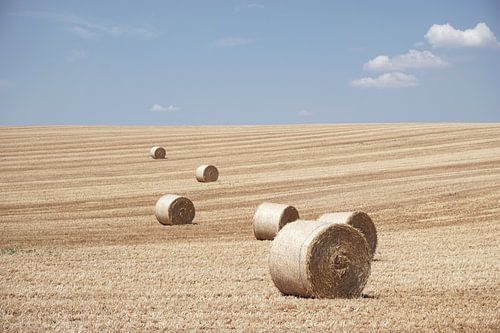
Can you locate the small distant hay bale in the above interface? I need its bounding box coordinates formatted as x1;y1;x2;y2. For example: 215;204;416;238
195;165;219;182
269;220;371;299
150;146;166;159
253;202;299;240
318;211;377;258
155;194;195;225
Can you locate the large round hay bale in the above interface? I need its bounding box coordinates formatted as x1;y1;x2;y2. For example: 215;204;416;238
195;165;219;182
253;202;299;240
269;220;371;298
150;146;166;159
155;194;195;225
318;211;377;258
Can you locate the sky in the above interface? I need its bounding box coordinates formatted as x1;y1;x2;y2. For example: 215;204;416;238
0;0;499;125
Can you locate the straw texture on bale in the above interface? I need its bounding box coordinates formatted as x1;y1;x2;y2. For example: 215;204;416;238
150;146;166;159
319;211;377;258
253;202;299;240
195;165;219;182
269;220;371;299
155;194;195;225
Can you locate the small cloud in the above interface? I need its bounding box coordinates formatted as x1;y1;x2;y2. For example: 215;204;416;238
414;41;425;48
425;22;500;48
247;4;265;9
150;104;180;112
65;49;87;63
234;3;264;12
350;72;418;89
128;25;160;40
68;26;97;40
364;49;448;72
213;37;254;47
0;79;14;90
14;11;160;40
297;110;312;117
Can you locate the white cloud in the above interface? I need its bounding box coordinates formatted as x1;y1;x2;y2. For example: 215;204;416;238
150;104;180;112
234;4;264;12
15;11;160;40
127;25;160;40
214;37;254;47
65;49;87;63
247;4;265;9
364;49;448;72
414;41;425;48
350;72;418;89
425;22;500;48
297;110;312;117
68;26;97;40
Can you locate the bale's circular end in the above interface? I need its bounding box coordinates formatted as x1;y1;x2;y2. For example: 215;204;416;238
253;202;299;240
155;194;195;225
150;146;166;159
318;211;377;258
269;220;371;299
195;165;219;182
306;224;371;298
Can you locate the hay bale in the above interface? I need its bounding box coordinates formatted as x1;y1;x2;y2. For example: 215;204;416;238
253;202;299;240
150;146;166;159
155;194;195;225
318;211;377;258
269;220;371;298
195;165;219;182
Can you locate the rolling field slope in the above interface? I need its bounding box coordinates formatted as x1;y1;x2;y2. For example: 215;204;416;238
1;124;499;331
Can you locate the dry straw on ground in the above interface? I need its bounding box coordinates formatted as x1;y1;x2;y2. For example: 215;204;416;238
319;211;377;258
253;202;299;240
150;146;166;159
155;194;195;225
269;220;371;298
2;125;500;331
195;165;219;182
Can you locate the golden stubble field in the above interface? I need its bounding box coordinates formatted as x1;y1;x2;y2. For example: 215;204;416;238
0;124;499;332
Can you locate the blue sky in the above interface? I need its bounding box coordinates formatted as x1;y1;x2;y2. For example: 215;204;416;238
0;1;499;125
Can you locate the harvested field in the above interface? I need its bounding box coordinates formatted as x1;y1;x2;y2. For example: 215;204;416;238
1;124;499;331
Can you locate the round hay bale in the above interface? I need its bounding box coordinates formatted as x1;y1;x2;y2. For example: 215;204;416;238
318;211;377;258
150;146;166;159
253;202;299;240
269;220;371;299
195;165;219;182
155;194;195;225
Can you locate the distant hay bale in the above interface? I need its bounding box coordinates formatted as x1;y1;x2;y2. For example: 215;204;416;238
253;202;299;240
318;211;377;258
269;220;371;298
150;146;166;159
155;194;195;225
195;165;219;182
